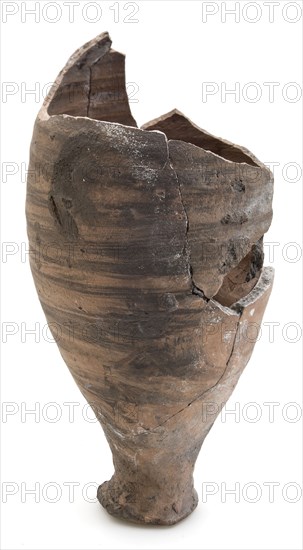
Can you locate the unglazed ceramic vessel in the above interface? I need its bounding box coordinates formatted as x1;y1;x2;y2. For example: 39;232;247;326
26;32;274;525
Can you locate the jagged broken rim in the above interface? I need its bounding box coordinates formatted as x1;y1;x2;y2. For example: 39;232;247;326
38;31;270;172
34;31;274;310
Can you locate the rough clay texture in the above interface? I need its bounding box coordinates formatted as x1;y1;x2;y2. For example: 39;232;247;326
26;32;274;525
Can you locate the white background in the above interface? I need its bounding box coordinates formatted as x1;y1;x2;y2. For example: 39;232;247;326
1;1;302;549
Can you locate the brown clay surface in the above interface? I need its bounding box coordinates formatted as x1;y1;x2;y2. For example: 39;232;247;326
26;32;274;525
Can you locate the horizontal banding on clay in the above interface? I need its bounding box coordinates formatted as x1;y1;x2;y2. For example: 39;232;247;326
26;32;274;525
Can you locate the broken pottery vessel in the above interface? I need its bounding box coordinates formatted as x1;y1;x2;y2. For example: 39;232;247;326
26;32;274;525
